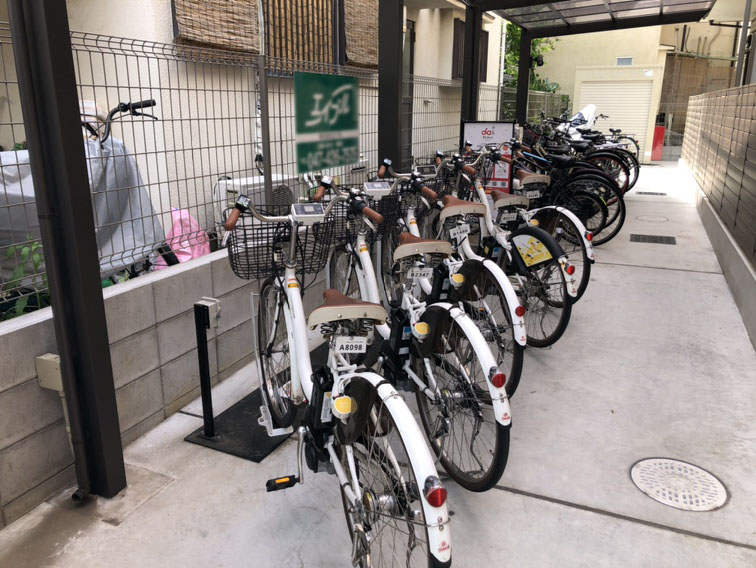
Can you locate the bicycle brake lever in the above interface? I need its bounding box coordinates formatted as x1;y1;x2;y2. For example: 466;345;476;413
132;110;159;120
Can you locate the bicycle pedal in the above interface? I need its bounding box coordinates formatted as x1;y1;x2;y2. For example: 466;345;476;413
266;475;299;492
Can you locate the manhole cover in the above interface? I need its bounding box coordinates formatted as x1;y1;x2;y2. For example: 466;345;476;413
630;458;727;511
636;215;669;223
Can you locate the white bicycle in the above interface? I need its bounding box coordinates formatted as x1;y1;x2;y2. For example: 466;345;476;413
322;177;514;492
224;194;453;567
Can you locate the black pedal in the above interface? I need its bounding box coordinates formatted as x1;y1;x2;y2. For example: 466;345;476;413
266;475;299;492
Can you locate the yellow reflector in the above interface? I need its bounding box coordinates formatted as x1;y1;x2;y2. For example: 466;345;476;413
530;219;540;226
333;396;356;419
415;322;430;335
451;273;464;284
276;477;290;484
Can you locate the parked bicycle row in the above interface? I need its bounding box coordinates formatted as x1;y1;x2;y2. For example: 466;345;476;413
220;116;639;566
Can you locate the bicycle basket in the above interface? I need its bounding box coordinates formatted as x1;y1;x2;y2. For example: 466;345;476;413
226;204;334;279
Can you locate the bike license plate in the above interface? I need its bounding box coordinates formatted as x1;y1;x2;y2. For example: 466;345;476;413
500;211;518;222
408;267;434;280
449;224;470;240
525;189;542;199
512;234;553;267
335;336;368;354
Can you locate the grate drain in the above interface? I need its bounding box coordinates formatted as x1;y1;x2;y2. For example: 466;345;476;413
636;191;667;196
636;215;669;223
630;234;676;245
630;458;728;511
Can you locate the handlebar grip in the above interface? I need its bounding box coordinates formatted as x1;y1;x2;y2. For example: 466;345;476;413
420;186;438;200
224;208;242;231
313;184;327;202
463;165;476;177
362;206;384;224
129;99;156;110
378;165;387;179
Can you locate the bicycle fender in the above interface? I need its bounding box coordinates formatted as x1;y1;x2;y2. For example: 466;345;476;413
533;206;595;261
431;303;512;428
480;259;527;346
337;371;452;565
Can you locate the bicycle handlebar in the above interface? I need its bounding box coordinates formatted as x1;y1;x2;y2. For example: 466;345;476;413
224;194;348;231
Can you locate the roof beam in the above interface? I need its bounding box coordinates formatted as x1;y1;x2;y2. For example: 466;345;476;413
529;9;712;38
481;0;554;10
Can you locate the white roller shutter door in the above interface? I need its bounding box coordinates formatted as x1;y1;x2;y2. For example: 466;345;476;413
578;80;653;159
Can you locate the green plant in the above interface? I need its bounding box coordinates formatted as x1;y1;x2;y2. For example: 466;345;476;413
2;240;50;319
504;23;560;93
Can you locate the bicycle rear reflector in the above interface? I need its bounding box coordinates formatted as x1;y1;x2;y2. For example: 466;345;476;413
424;476;448;507
491;372;506;388
515;305;526;317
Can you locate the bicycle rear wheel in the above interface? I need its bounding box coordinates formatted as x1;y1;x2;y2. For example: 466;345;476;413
258;278;297;428
327;244;361;299
506;225;572;348
566;175;625;246
556;189;608;236
531;209;591;302
338;377;445;567
455;263;524;398
414;314;510;492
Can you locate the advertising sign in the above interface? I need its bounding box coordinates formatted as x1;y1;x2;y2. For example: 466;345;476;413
462;121;515;192
295;72;360;174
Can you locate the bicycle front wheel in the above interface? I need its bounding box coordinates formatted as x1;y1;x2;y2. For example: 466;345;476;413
258;278;297;428
338;377;448;567
414;313;510;492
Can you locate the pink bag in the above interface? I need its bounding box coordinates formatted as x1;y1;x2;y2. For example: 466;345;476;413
153;208;210;270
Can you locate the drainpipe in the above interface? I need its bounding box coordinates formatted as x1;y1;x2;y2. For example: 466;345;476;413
735;0;753;85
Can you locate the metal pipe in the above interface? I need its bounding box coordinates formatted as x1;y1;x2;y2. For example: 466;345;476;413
257;54;274;203
516;30;531;125
194;303;216;439
8;0;126;499
735;0;753;85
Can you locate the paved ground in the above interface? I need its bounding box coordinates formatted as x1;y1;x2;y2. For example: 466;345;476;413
2;162;756;567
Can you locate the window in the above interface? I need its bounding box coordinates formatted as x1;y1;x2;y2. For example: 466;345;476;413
617;57;634;66
452;19;489;82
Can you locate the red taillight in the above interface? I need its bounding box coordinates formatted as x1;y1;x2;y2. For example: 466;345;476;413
515;305;526;317
585;231;593;242
566;264;576;275
424;476;448;507
491;372;506;388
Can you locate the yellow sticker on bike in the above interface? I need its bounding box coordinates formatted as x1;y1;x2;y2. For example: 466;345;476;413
512;235;553;267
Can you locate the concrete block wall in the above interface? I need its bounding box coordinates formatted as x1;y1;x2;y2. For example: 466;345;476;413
0;250;326;527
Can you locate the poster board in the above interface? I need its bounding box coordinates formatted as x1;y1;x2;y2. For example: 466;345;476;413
462;121;515;192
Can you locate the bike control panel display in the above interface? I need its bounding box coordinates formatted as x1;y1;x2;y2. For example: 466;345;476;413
292;202;325;225
414;165;437;177
363;181;391;199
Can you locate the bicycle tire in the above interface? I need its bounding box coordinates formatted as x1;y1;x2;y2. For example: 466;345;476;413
614;148;640;191
505;225;572;348
327;244;361;299
616;135;640;160
566;175;625;246
338;377;446;567
413;313;511;491
532;208;591;302
585;152;630;194
454;263;525;398
258;278;297;428
556;189;608;236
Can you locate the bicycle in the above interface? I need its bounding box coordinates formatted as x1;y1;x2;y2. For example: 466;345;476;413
223;192;453;567
322;176;515;490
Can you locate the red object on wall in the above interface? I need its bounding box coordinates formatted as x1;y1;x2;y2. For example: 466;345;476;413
651;126;665;161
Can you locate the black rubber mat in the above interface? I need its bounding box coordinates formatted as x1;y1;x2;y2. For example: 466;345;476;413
184;344;328;463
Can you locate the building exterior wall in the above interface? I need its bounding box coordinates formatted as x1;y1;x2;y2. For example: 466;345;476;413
539;27;664;110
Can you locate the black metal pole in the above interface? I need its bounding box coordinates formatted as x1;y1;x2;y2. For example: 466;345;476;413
8;0;126;498
378;0;403;166
516;30;532;126
194;303;215;438
460;3;483;147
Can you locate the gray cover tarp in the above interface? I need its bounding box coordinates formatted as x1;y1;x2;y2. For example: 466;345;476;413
0;137;163;285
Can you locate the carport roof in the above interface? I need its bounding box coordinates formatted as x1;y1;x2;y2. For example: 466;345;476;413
482;0;717;37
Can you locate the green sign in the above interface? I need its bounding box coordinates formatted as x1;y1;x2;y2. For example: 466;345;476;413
295;72;359;174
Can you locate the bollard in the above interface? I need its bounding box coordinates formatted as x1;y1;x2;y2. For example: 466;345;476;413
194;298;221;439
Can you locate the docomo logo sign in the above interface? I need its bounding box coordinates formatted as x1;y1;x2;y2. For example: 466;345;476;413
480;127;494;138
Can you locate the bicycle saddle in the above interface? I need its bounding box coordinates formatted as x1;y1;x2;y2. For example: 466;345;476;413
492;190;530;209
609;128;621;134
515;170;551;185
439;195;487;221
547;154;577;168
308;289;387;328
569;141;591;153
581;133;601;141
393;232;453;262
